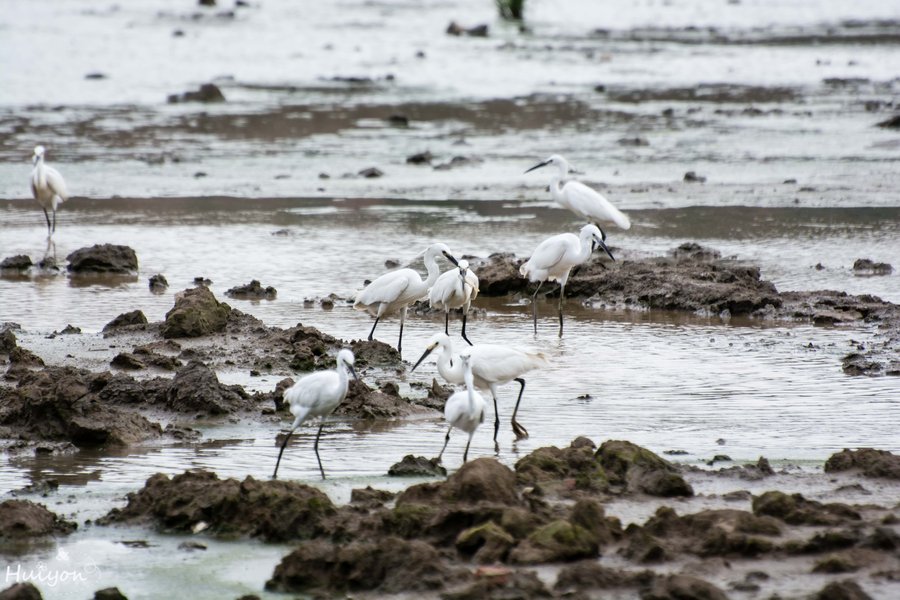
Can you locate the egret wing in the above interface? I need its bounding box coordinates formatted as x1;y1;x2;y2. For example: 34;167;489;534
45;166;69;202
355;269;414;308
528;236;569;271
563;180;630;229
470;344;548;383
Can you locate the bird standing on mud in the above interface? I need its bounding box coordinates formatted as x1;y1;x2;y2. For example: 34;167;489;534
520;224;615;337
30;145;69;237
412;332;549;443
273;349;358;480
354;242;458;356
429;258;479;345
436;353;486;465
526;154;631;230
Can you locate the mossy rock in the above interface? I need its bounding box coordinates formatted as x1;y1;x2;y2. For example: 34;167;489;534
595;440;674;482
455;521;515;563
386;503;438;538
162;287;231;338
509;519;599;564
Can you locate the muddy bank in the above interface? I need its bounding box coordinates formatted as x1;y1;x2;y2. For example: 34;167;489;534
471;243;900;376
95;439;900;599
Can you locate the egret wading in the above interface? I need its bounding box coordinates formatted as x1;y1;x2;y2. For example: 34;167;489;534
520;224;614;337
525;154;630;230
354;242;457;356
412;332;549;443
437;353;486;464
30;146;69;237
273;349;358;480
429;258;479;346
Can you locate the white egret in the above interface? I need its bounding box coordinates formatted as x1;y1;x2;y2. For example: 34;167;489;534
412;332;549;442
437;353;485;464
525;154;631;230
354;242;457;355
30;145;69;236
520;224;614;337
428;258;479;346
273;349;358;480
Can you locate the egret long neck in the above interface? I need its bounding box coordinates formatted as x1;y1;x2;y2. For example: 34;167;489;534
578;233;595;263
423;253;443;289
464;365;476;412
549;162;568;203
337;360;350;393
437;345;464;383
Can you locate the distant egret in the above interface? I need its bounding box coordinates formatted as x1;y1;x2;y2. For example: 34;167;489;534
412;332;549;442
520;224;614;337
30;146;69;236
436;353;486;464
354;242;457;355
428;258;479;345
525;154;631;230
273;349;358;480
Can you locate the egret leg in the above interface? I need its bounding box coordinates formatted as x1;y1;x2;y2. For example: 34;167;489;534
490;386;500;446
463;434;472;463
41;208;51;234
313;423;326;480
461;312;473;346
436;426;452;462
51;208;57;234
272;426;298;479
511;377;529;440
558;282;566;338
444;311;450;336
397;306;407;356
367;316;380;342
531;281;544;334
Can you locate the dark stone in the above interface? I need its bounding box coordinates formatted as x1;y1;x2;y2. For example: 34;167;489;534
0;329;17;353
406;151;434;164
161;287;231;338
455;521;515;563
824;448;900;479
387;114;409;127
683;171;707;183
596;440;693;497
166;361;252;414
0;255;32;271
875;114;900;129
0;499;77;538
642;574;728;600
618;136;649;147
815;580;873;600
66;244;138;273
358;167;383;178
753;491;860;526
111;353;146;370
852;259;893;275
225;280;277;300
349;487;395;505
99;470;335;542
509;519;599;563
149;274;168;291
103;310;148;331
388;455;446;477
84;72;107;80
93;588;128;600
0;584;43;600
167;83;225;103
444;569;552;599
670;242;721;261
441;458;519;505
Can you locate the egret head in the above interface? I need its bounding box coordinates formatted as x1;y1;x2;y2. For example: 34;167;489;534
337;348;358;379
525;154;570;175
411;332;450;372
33;145;45;164
425;242;458;266
582;224;615;262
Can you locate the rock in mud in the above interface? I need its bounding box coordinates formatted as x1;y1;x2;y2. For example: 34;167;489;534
455;521;516;563
683;171;707;183
0;366;162;446
752;491;860;526
509;519;600;563
446;21;489;37
554;561;653;594
0;499;76;538
66;244;138;273
875;114;900;129
815;579;873;600
824;448;900;480
339;379;435;418
350;487;396;506
670;242;721;261
148;273;168;291
445;569;552;599
358;167;383;178
638;507;780;559
348;339;401;367
166;360;253;414
388;455;447;477
852;258;893;276
161;287;231;338
515;437;605;491
167;83;225;103
266;536;456;594
103;310;148;332
99;470;335;542
0;255;32;271
406;150;433;164
470;253;529;296
0;584;43;600
110;353;146;370
441;458;520;505
0;328;17;354
643;574;728;600
597;440;693;497
92;588;128;600
225;280;277;300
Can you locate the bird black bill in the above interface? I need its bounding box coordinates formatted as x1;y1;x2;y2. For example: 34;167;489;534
442;251;459;266
411;345;435;372
524;159;550;174
347;364;359;380
595;237;616;262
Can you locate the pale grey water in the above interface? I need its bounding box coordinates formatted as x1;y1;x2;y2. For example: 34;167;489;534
1;0;900;597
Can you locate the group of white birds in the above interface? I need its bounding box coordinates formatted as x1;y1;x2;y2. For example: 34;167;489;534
26;146;632;480
273;154;632;479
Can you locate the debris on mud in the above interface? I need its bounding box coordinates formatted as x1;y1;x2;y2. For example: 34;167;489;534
166;83;225;104
225;280;277;300
66;244;138;274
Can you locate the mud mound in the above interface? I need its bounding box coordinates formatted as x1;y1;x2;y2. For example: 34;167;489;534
0;366;162;447
225;280;277;300
824;448;900;480
66;244;138;274
99;470;335;542
166;360;254;414
161;287;231;338
0;500;76;538
752;491;861;526
337;379;436;418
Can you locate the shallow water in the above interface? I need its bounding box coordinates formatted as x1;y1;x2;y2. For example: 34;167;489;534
2;0;900;597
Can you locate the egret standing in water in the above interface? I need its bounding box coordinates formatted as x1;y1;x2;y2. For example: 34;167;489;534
436;353;486;465
30;145;69;237
273;349;358;480
412;332;549;442
354;242;457;356
429;259;479;345
525;154;631;230
520;224;615;337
